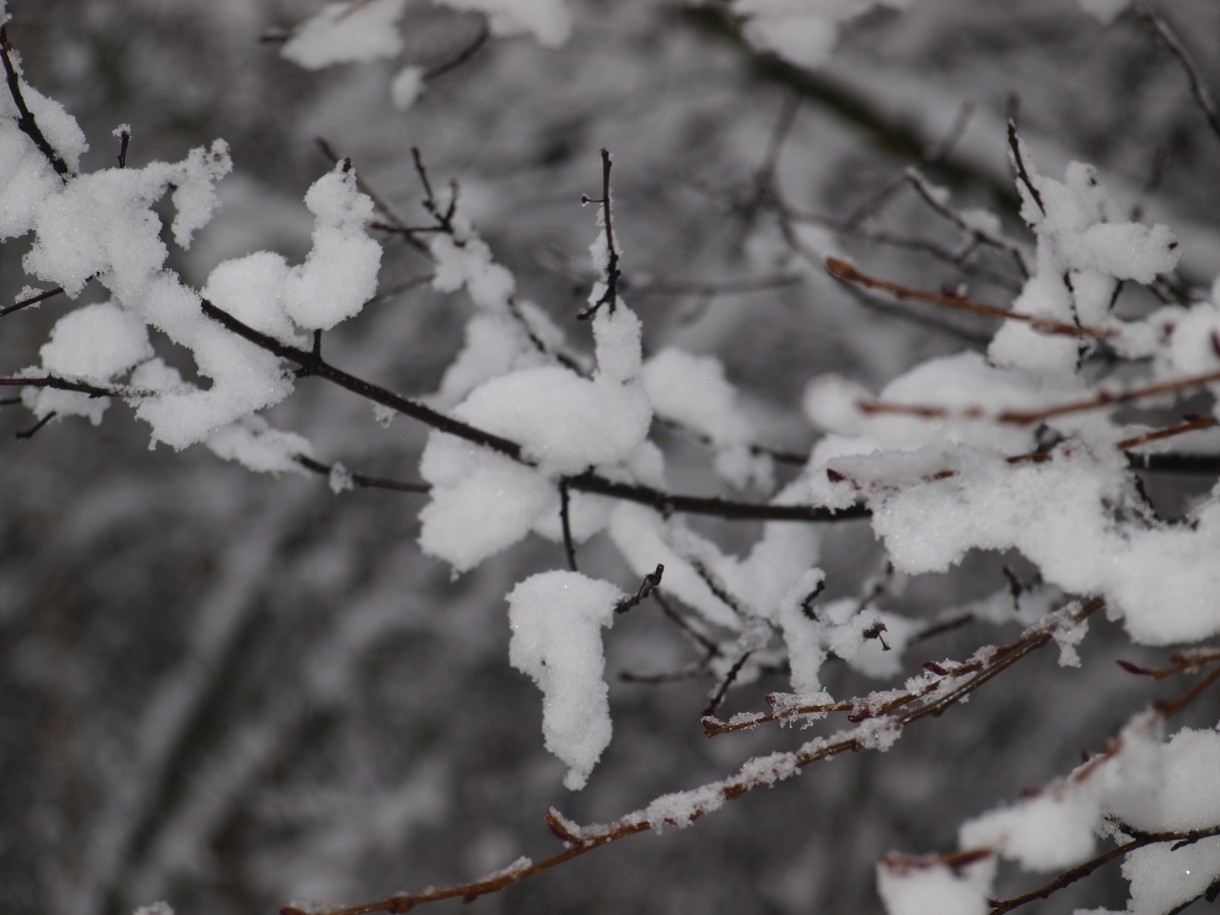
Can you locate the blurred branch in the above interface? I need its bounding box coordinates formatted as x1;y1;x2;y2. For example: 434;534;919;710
1136;5;1220;144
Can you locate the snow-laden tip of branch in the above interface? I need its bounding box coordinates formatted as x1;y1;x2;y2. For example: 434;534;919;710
507;571;624;790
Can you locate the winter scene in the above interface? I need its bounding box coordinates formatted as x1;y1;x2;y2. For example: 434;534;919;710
3;1;1220;913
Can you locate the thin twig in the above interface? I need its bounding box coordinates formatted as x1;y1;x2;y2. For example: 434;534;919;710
1137;5;1220;144
2;285;66;318
577;149;620;320
558;478;578;572
423;25;490;81
704;598;1104;737
15;411;55;439
904;168;1028;278
857;367;1220;427
825;258;1112;340
294;455;429;494
1007;120;1044;215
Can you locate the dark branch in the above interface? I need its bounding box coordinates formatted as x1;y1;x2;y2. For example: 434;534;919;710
0;26;70;178
200;298;870;524
1137;5;1220;144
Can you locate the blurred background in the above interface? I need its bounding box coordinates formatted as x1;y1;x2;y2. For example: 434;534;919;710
2;2;1218;912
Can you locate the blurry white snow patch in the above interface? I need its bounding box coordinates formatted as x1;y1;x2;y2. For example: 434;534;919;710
507;571;624;789
877;855;995;915
132;905;174;915
1078;0;1129;24
390;65;425;110
26;301;153;424
642;347;772;489
438;0;572;46
206;416;314;475
282;0;409;69
734;0;911;70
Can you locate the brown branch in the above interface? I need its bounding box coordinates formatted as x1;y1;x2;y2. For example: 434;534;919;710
297;598;1104;914
989;823;1220;914
0;26;70;178
704;597;1104;737
857;368;1220;427
422;25;490;81
825;257;1113;340
1118;414;1218;451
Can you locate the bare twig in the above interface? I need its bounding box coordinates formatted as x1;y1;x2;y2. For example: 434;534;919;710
577;149;621;320
614;564;665;614
1137;5;1220;144
858;367;1220;427
2;285;66;318
423;25;490;81
825;257;1113;340
904;168;1029;277
1007;120;1044;215
294;455;429;495
15;410;55;439
704;598;1104;737
558;478;578;572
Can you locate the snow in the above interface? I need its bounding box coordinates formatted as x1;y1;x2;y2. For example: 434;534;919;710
642;348;771;489
390;65;425;111
131;904;174;915
202;252;300;345
1078;0;1129;24
446;363;650;474
40;301;152;382
734;0;912;70
435;0;572;46
204;416;313;476
429;228;516;311
1109;728;1220;833
328;462;354;493
281;0;410;70
282;165;382;331
869;450;1220;645
506;571;624;789
877;856;995;915
960;787;1102;871
1123;837;1220;915
418;441;553;573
